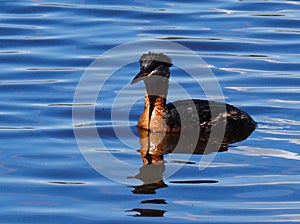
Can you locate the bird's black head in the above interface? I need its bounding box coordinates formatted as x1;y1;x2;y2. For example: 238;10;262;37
131;52;173;84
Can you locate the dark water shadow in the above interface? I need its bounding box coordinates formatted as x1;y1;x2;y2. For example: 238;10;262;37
126;126;255;217
126;208;166;217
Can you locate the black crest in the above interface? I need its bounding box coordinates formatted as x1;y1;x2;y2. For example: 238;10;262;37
140;52;172;67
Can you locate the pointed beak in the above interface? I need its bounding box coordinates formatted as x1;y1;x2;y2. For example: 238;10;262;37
131;71;149;85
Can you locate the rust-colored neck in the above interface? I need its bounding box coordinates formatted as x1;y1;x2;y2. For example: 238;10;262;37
138;75;170;131
138;94;167;131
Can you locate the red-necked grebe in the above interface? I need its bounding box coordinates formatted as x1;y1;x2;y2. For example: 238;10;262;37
131;52;256;139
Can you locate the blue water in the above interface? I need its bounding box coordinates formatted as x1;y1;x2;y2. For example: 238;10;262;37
1;1;300;223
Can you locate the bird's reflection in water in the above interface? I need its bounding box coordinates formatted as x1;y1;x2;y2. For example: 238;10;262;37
126;208;166;217
126;126;254;217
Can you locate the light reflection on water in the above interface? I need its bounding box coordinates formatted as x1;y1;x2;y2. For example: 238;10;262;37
1;0;300;223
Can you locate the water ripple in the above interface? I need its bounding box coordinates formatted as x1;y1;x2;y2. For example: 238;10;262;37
1;0;300;223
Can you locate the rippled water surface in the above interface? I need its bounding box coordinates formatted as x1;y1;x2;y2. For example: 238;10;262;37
1;1;300;223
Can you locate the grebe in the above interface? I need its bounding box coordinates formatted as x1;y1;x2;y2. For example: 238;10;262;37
131;52;256;139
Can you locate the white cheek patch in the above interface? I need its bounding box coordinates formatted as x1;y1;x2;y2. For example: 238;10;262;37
148;70;155;77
